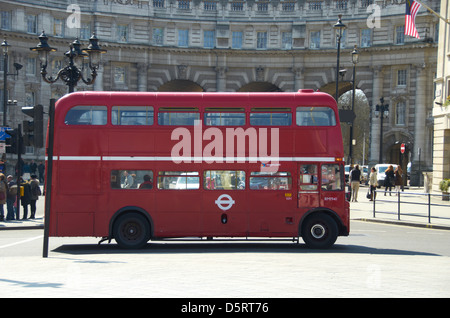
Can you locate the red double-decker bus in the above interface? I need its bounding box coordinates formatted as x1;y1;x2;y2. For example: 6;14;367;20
47;90;349;249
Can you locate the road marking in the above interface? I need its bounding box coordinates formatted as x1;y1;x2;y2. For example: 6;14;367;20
0;235;43;249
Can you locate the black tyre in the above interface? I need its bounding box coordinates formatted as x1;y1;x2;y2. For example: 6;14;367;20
301;213;338;249
113;213;151;249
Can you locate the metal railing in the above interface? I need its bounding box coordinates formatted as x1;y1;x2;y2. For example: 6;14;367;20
372;190;450;224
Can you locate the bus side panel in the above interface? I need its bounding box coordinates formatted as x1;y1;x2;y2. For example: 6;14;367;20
50;161;102;237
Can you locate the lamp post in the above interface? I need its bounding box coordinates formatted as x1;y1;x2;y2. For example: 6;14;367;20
2;39;22;127
348;45;359;165
30;32;106;93
334;14;346;101
375;97;389;163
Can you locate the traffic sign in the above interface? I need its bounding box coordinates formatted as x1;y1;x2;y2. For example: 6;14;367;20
400;143;405;154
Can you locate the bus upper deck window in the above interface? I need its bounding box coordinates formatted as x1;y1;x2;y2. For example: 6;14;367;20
250;108;292;126
296;107;336;126
112;106;154;125
65;106;107;125
157;108;200;126
204;108;245;126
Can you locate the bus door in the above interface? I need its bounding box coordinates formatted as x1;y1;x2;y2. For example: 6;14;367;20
319;163;346;207
298;164;320;209
247;165;297;235
202;170;248;236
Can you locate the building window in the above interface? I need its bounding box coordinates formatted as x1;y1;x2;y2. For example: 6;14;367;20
335;0;348;10
117;24;128;42
153;0;165;8
257;31;267;49
114;66;126;84
178;0;190;9
80;23;91;40
395;26;405;44
232;31;243;49
204;30;215;48
1;11;11;30
282;32;292;49
231;1;244;11
257;1;269;11
54;19;64;37
397;69;407;86
27;15;37;34
395;101;406;126
204;1;217;11
360;28;372;48
308;1;322;10
26;58;36;75
310;31;320;49
282;1;295;11
178;29;189;47
153;27;164;45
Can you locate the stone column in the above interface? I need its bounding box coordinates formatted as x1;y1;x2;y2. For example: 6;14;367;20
292;67;304;91
137;63;148;92
215;66;227;92
411;64;427;185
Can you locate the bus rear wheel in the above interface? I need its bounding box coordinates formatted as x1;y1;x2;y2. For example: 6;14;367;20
113;213;151;249
301;213;338;249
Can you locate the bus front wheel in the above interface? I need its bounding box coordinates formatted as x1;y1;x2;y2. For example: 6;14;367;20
301;213;338;249
113;213;151;249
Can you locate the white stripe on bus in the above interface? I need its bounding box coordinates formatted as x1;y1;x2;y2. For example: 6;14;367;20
47;156;338;162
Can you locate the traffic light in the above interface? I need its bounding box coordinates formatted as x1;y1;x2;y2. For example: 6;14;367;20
5;128;19;154
21;104;44;148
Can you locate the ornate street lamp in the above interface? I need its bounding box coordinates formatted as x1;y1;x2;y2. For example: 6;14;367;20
375;97;389;163
334;14;346;101
30;32;106;93
348;45;359;165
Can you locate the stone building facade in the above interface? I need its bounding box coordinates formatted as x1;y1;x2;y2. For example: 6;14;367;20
433;0;450;191
0;0;440;184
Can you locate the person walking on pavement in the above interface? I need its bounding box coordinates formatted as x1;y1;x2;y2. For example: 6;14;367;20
20;178;32;220
6;175;17;220
29;174;41;219
384;165;395;196
0;173;8;221
369;167;377;201
350;165;361;202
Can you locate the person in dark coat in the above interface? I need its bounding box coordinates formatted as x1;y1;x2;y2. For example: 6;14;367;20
384;165;395;196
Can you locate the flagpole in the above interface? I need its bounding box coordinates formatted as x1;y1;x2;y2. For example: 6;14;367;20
415;0;450;24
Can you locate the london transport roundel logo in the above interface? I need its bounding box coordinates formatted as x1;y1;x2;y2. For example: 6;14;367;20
215;194;235;211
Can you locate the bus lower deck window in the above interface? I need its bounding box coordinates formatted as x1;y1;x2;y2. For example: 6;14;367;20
158;171;200;189
111;170;153;189
204;170;245;190
249;172;292;190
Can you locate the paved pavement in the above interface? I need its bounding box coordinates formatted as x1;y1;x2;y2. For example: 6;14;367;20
1;185;449;231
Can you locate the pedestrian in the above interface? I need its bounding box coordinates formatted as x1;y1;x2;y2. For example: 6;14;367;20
29;174;41;219
38;161;45;183
384;165;395;196
394;166;403;193
20;178;32;220
350;164;361;202
0;173;7;221
369;167;377;201
6;175;17;220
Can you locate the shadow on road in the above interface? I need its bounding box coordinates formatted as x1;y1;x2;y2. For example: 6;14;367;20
52;240;440;257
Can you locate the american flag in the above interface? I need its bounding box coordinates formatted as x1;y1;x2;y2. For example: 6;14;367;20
405;0;422;38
